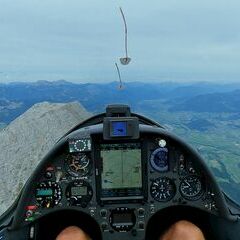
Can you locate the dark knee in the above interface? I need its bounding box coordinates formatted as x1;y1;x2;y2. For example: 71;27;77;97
171;220;204;236
160;220;205;240
56;226;90;240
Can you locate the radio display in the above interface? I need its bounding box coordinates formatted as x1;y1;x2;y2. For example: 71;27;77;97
36;189;53;197
100;143;143;200
112;213;133;224
71;186;87;196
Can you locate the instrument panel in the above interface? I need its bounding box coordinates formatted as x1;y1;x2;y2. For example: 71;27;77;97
1;106;238;240
21;133;218;240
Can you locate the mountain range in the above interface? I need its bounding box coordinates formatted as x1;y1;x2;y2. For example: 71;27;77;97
1;80;240;125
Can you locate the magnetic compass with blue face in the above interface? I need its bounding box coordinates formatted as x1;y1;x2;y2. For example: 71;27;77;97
150;148;169;172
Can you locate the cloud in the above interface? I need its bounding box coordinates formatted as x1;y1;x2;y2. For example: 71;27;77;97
0;0;240;83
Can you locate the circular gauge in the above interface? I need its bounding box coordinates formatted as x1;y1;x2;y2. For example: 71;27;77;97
150;148;169;172
179;175;203;200
35;181;62;208
150;177;176;202
74;139;88;152
66;180;93;207
66;153;90;177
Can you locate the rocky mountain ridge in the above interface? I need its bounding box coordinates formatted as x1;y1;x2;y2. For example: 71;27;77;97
0;102;91;215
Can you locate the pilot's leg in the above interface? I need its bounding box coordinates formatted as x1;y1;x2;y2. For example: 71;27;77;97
56;226;91;240
160;220;205;240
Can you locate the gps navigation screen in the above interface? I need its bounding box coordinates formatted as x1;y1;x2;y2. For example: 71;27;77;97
100;143;143;200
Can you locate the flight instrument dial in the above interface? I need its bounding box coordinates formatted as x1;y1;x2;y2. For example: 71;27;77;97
66;153;90;177
150;148;169;172
180;175;203;200
66;180;93;207
35;181;62;208
150;177;176;202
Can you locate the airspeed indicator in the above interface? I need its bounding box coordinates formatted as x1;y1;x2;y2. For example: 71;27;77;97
150;177;176;202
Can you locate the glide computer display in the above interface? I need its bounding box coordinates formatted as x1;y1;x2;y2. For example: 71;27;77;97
99;143;143;201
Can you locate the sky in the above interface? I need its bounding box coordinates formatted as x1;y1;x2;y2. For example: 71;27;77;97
0;0;240;83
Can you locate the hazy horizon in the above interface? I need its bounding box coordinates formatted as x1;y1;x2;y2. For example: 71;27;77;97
1;0;240;83
1;79;240;86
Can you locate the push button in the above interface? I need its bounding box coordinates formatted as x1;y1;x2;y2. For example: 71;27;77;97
137;208;145;216
45;171;52;179
100;209;107;217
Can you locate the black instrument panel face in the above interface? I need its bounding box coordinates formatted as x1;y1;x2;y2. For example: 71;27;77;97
21;134;219;240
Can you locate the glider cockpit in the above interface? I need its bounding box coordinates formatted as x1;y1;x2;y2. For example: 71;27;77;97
0;105;240;240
